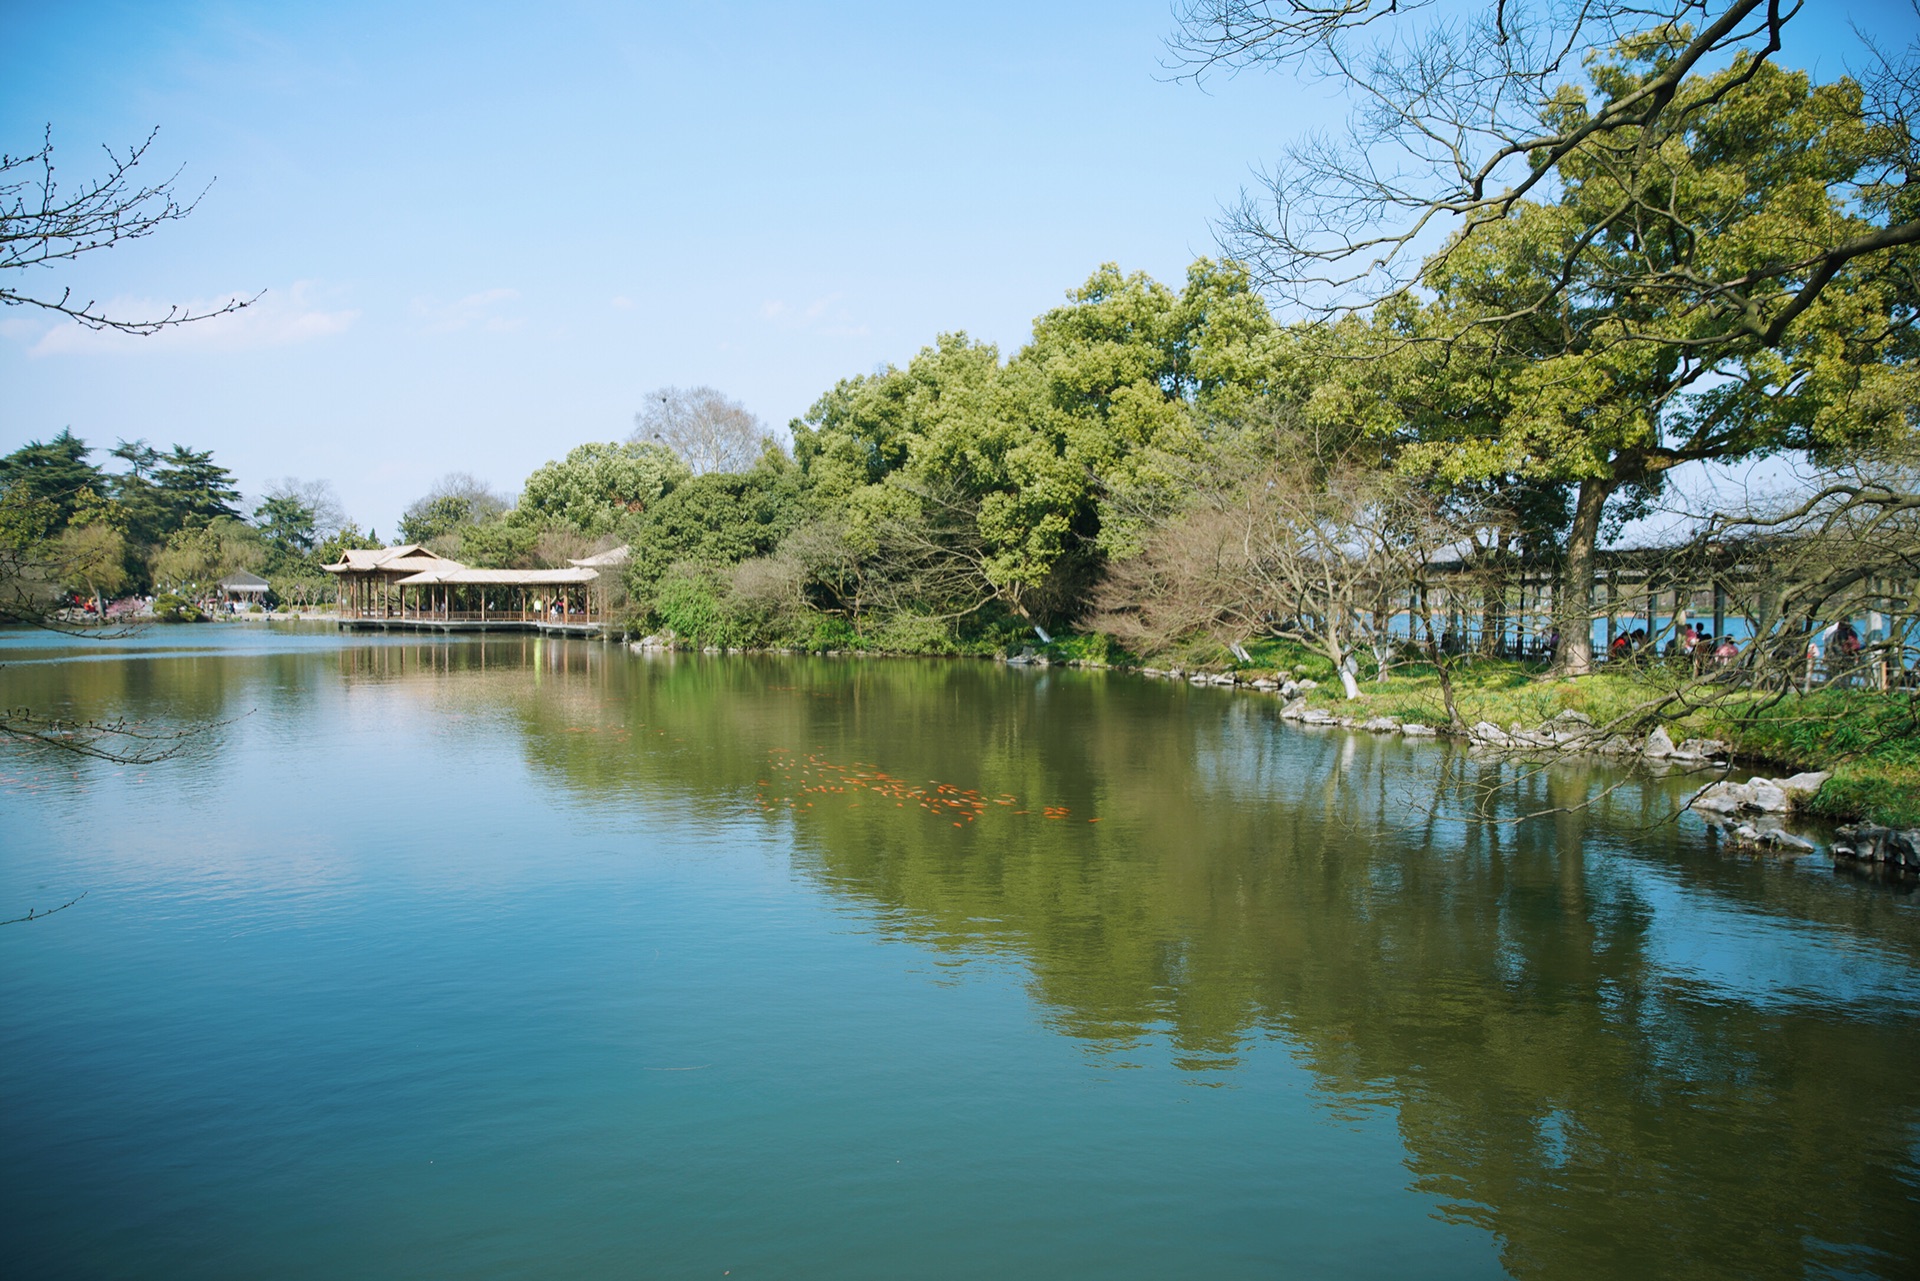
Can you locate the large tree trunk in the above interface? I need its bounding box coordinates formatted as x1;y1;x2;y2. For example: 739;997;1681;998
1552;478;1616;676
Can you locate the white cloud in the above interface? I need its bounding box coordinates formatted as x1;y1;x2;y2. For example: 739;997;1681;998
609;295;634;310
412;287;522;334
26;281;358;356
757;292;868;337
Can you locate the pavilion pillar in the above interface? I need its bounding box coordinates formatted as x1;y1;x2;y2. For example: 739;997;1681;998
1604;570;1616;653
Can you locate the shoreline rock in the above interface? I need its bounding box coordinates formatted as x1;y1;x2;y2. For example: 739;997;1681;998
1689;771;1831;816
1832;825;1920;872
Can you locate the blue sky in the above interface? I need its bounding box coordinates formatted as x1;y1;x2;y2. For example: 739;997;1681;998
3;1;1914;533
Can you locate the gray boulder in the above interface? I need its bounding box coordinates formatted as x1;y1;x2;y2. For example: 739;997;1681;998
1690;771;1829;817
1832;826;1920;870
1400;723;1438;737
1360;716;1401;733
1469;721;1512;748
1775;771;1831;799
1643;726;1678;758
1690;780;1753;813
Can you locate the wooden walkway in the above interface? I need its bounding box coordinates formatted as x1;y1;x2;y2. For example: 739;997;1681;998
337;613;610;637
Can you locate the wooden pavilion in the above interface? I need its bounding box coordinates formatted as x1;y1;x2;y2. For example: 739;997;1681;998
324;545;622;634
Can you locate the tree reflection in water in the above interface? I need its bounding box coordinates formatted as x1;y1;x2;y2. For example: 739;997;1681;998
9;634;1916;1278
499;650;1920;1280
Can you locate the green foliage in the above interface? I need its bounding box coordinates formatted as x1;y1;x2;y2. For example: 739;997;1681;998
314;522;381;566
0;480;61;551
517;441;690;536
151;591;203;623
1043;631;1128;667
152;445;241;529
57;520;128;602
786;261;1284;622
0;430;104;528
866;612;960;656
254;493;317;555
1805;770;1920;830
151;517;264;593
397;493;475;545
651;562;750;648
795;612;862;652
630;465;804;595
455;517;539;568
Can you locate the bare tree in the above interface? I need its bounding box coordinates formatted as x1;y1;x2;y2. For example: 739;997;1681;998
632;386;775;475
2;127;256;333
1092;434;1446;698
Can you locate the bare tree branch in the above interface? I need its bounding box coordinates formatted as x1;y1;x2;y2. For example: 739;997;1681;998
1;126;259;333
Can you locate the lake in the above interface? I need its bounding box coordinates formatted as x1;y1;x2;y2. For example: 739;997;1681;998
3;624;1917;1279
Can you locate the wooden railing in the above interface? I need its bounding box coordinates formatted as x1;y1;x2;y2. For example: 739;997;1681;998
337;606;604;624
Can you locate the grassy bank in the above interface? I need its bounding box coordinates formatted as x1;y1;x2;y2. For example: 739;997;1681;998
1043;634;1920;829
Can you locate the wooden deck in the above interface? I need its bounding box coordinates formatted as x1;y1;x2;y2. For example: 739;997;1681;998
336;610;611;637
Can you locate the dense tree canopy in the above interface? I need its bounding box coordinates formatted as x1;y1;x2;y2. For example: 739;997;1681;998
517;441;690;537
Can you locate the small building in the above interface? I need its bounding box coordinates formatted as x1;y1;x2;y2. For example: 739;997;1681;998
219;569;271;608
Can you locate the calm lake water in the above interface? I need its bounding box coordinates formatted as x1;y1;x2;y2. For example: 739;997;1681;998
3;625;1917;1279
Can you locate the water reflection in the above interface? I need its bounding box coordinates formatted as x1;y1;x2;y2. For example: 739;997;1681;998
5;630;1918;1279
505;650;1920;1278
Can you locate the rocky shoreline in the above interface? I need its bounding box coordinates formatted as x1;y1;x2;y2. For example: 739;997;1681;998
1081;657;1915;880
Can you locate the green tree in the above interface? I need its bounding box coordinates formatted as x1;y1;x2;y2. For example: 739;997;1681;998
151;517;263;594
314;522;381;566
0;430;104;528
629;461;804;598
254;493;318;560
1392;48;1920;672
788;261;1283;626
153;445;241;530
397;494;475;545
516;441;689;536
1173;3;1920;675
56;520;128;614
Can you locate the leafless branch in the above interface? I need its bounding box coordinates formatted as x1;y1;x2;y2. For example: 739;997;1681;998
1;126;258;333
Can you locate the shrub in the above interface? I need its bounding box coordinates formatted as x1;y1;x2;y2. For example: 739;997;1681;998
152;592;203;623
652;562;751;648
869;612;961;655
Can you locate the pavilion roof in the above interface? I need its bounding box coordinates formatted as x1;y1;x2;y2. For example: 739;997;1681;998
568;545;630;568
321;544;461;574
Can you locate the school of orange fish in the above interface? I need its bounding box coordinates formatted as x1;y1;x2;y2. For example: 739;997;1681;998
756;750;1098;827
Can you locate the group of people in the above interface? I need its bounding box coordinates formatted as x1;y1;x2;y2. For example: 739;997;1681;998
1607;624;1741;670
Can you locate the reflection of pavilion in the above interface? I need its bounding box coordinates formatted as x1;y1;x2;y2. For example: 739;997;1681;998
323;544;625;634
